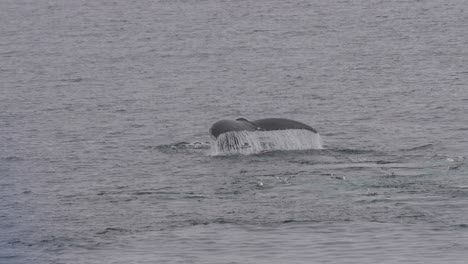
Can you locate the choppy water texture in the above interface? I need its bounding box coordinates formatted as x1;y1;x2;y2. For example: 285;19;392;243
1;0;468;263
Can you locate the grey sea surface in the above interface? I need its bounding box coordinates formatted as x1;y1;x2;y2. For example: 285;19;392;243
1;0;468;263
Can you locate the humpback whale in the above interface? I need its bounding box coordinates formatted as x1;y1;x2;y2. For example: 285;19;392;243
209;118;321;154
209;118;317;139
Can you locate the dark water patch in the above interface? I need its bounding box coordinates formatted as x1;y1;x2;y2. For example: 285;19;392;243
159;218;280;229
183;195;207;199
400;144;435;151
375;160;399;164
329;148;382;155
96;227;129;235
0;182;14;189
42;106;72;112
58;78;84;83
249;170;304;178
448;162;465;170
281;219;324;224
129;190;208;200
396;214;428;220
95;187;209;201
32;235;110;252
212;218;236;224
35;236;77;251
365;180;426;190
188;220;210;226
354;195;394;204
447;189;468;198
288;159;323;165
108;19;129;23
108;130;124;136
164;217;349;230
6;239;34;248
0;255;20;262
133;191;154;195
2;156;24;162
321;132;347;136
214;188;242;196
317;163;400;171
0;50;18;57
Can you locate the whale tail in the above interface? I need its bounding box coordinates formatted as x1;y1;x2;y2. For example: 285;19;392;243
209;118;322;155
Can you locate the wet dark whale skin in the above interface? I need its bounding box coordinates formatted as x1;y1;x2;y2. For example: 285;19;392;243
209;118;317;139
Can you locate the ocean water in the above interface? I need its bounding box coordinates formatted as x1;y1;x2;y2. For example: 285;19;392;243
1;0;468;263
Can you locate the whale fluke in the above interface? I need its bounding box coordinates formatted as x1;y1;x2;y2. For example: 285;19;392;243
209;118;317;139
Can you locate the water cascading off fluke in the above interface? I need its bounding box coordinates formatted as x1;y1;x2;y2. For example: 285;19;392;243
209;129;323;155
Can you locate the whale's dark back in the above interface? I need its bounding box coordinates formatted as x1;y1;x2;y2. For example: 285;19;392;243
209;118;317;138
209;119;257;138
251;118;317;133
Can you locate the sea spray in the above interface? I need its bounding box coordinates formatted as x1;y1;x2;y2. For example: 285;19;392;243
210;129;323;155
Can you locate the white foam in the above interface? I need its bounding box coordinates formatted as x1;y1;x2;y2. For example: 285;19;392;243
209;129;323;155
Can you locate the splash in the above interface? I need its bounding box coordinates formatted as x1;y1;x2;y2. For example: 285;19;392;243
154;141;211;154
209;129;323;155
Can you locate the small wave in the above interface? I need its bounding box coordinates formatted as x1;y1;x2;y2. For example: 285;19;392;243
96;227;129;235
2;156;24;162
152;141;211;153
400;143;435;151
166;218;326;229
329;148;379;154
58;77;83;83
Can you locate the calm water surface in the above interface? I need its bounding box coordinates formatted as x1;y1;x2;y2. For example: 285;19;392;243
1;0;468;263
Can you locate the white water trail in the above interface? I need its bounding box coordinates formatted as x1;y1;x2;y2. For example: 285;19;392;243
209;129;323;156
